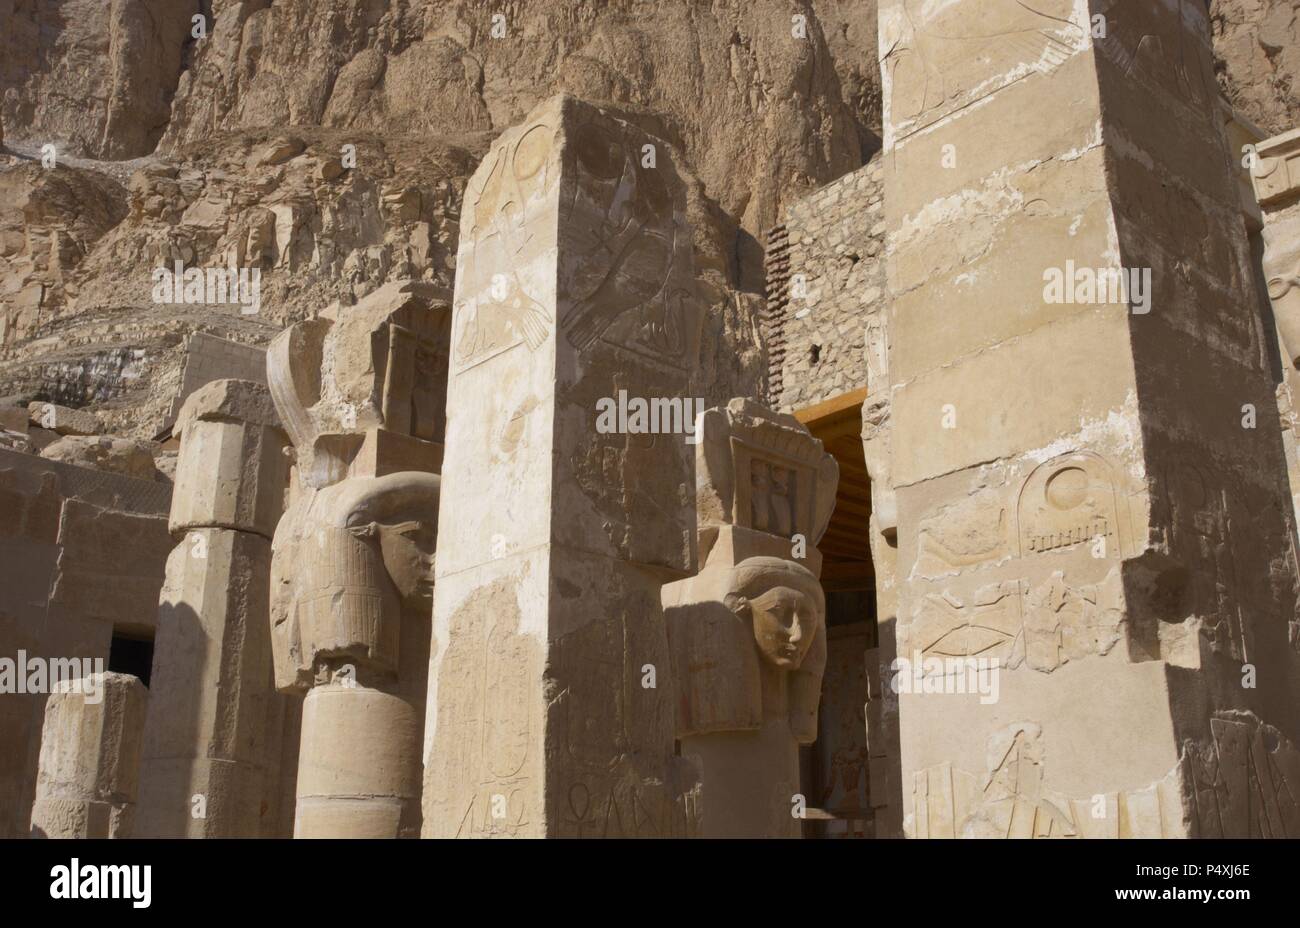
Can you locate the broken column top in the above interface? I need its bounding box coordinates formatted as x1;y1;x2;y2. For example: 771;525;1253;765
176;377;283;438
267;280;450;488
695;399;839;556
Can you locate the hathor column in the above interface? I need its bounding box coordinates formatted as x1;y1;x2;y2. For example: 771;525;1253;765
424;95;704;837
267;281;449;838
661;399;839;837
878;0;1300;836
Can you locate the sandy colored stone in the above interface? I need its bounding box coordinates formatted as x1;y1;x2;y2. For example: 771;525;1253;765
27;402;101;437
662;398;836;837
879;0;1300;839
135;530;276;838
41;435;160;481
0;403;27;434
424;95;704;838
29;672;147;839
170;379;288;538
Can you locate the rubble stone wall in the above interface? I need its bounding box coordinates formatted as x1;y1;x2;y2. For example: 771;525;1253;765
766;158;885;411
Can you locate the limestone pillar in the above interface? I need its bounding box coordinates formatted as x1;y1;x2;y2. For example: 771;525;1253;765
136;379;289;836
30;672;146;838
423;95;704;837
267;281;448;838
1252;130;1300;526
861;324;904;838
878;0;1300;837
661;400;838;837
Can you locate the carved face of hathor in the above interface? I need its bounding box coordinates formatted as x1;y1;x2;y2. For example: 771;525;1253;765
724;557;826;671
271;472;439;689
345;515;436;611
1264;234;1300;356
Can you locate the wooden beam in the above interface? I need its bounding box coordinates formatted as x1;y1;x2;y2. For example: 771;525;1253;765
793;387;869;428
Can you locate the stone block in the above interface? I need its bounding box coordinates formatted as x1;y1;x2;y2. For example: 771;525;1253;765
425;96;703;836
170;381;288;538
27;402;101;436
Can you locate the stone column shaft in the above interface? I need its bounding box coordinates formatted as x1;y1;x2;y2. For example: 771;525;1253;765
30;672;147;838
879;0;1300;837
136;379;288;837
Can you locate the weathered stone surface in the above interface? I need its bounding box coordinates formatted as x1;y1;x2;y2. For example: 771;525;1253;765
662;397;837;837
295;683;422;839
170;380;288;538
0;1;196;159
0;402;27;434
1252;125;1300;607
137;372;292;838
29;672;146;839
425;95;703;837
4;0;1300;849
765;158;886;411
267;281;450;489
266;254;445;837
878;0;1300;838
1212;0;1300;135
665;553;826;837
1;164;128;354
27;402;101;437
136;530;277;838
41;435;161;482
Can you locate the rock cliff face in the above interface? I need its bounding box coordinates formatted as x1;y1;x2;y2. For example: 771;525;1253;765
0;0;199;159
2;1;886;436
0;0;1290;439
1212;0;1300;134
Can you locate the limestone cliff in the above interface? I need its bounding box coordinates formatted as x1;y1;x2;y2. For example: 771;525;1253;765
0;0;1290;440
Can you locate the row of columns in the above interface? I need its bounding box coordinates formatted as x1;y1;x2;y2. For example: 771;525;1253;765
27;2;1300;834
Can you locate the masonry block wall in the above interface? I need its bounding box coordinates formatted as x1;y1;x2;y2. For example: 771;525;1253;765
765;155;886;411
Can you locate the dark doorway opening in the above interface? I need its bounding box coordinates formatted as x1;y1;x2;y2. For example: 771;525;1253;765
108;630;155;688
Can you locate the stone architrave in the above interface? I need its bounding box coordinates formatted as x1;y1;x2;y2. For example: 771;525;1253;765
661;399;838;837
878;0;1300;837
423;95;705;838
268;280;449;838
136;379;289;837
30;672;147;838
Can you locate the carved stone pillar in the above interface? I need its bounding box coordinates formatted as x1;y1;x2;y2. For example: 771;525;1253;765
879;0;1300;837
423;95;704;837
268;280;448;838
661;399;838;837
136;379;289;837
862;303;905;837
1252;129;1300;527
30;673;146;838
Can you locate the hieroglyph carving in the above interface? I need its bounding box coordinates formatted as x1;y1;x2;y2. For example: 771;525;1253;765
913;712;1300;838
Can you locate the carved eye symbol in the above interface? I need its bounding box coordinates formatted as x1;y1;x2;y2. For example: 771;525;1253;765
926;624;1012;658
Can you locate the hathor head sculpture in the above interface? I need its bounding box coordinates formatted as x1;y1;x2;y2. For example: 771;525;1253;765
664;554;828;741
724;556;826;671
271;471;439;691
